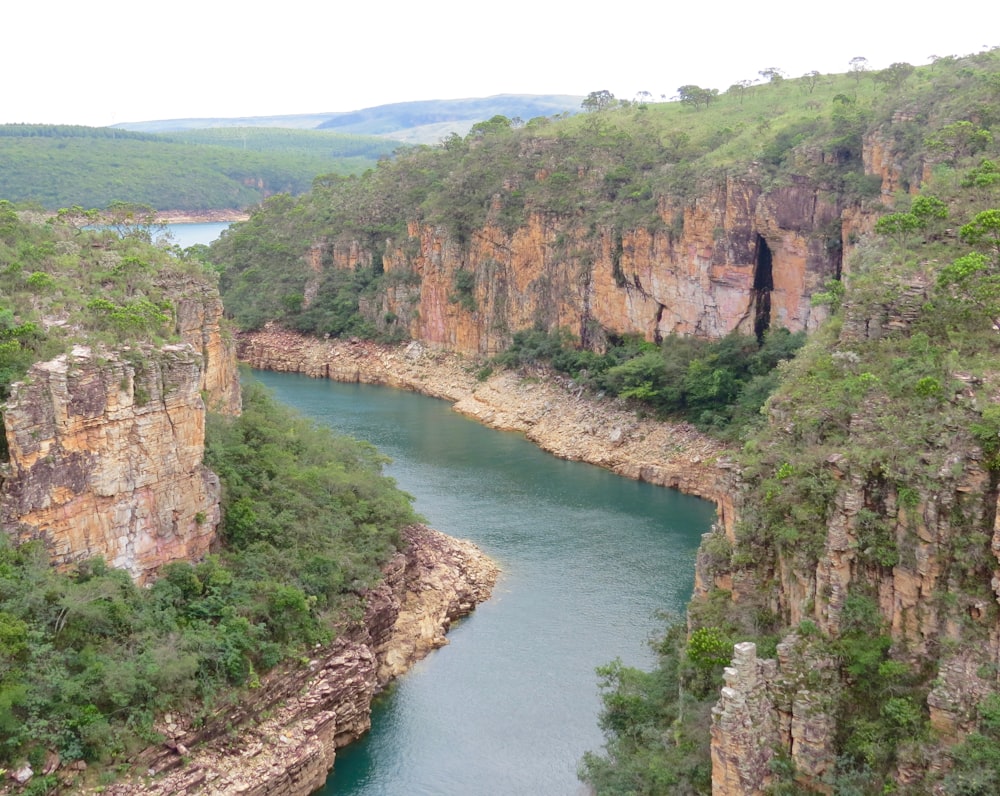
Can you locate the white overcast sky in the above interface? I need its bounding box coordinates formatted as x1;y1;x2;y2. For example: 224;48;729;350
5;1;996;127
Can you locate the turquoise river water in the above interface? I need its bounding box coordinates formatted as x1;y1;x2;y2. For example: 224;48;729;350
250;370;716;796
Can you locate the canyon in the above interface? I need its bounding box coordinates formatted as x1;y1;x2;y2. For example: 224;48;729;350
6;81;998;793
237;328;730;510
0;282;498;794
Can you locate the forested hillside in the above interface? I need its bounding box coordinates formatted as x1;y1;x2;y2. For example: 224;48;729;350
0;125;400;211
206;48;1000;792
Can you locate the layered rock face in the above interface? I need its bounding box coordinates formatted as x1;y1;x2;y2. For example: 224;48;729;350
700;284;1000;793
91;525;498;796
173;284;242;415
0;277;240;584
319;175;843;354
0;345;220;584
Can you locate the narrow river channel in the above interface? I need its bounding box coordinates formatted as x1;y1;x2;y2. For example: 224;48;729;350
249;370;717;796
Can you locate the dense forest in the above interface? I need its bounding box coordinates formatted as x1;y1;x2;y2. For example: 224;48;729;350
0;125;400;211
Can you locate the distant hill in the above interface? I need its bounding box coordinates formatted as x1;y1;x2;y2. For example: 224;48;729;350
0;124;400;211
0;97;583;212
115;94;583;144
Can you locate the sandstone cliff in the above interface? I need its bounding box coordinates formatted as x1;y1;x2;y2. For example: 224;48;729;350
0;345;220;584
0;284;239;584
84;524;498;796
323;175;844;355
698;283;1000;792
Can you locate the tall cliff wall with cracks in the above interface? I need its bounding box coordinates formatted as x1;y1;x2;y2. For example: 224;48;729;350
698;281;1000;793
0;288;240;584
322;174;845;354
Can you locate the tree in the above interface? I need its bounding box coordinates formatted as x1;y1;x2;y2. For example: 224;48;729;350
50;205;100;233
802;71;821;94
873;195;948;259
468;115;512;139
878;62;914;91
849;56;869;83
925;121;994;164
959;209;1000;263
104;201;168;244
728;79;756;105
962;159;1000;201
758;67;785;84
582;90;617;112
676;85;718;110
938;209;1000;329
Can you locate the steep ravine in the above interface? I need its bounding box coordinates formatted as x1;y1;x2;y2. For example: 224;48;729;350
0;306;497;794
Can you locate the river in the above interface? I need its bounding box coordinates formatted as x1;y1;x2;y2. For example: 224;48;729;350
249;370;716;796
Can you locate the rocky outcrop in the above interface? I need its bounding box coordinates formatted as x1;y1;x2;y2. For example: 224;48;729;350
237;327;729;505
700;283;1000;793
710;637;840;795
1;272;239;584
0;345;220;584
83;524;498;796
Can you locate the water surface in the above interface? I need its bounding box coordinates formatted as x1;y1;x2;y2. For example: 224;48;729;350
250;371;716;796
163;221;232;248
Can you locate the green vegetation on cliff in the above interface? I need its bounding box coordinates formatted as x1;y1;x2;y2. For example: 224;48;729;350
0;202;208;405
0;205;421;786
582;139;1000;796
211;48;1000;353
490;327;806;439
0;382;414;776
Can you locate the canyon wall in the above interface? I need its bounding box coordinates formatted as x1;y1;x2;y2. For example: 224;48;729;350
699;285;1000;793
319;174;845;355
0;289;239;584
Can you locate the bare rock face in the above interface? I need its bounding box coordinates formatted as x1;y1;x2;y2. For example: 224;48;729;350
711;643;779;794
710;638;839;796
173;286;242;415
317;176;843;355
87;525;498;796
1;345;219;583
1;273;239;584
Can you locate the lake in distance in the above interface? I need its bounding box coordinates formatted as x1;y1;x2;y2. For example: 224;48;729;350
249;370;717;796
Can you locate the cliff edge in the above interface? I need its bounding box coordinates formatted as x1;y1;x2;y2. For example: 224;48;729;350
85;524;498;796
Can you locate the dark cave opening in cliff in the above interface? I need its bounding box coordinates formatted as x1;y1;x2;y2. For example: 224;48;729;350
753;235;773;341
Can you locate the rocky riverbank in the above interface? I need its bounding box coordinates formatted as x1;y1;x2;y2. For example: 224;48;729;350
63;525;497;796
237;325;732;517
155;211;250;224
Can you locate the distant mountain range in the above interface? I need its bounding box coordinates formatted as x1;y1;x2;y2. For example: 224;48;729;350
115;95;584;145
